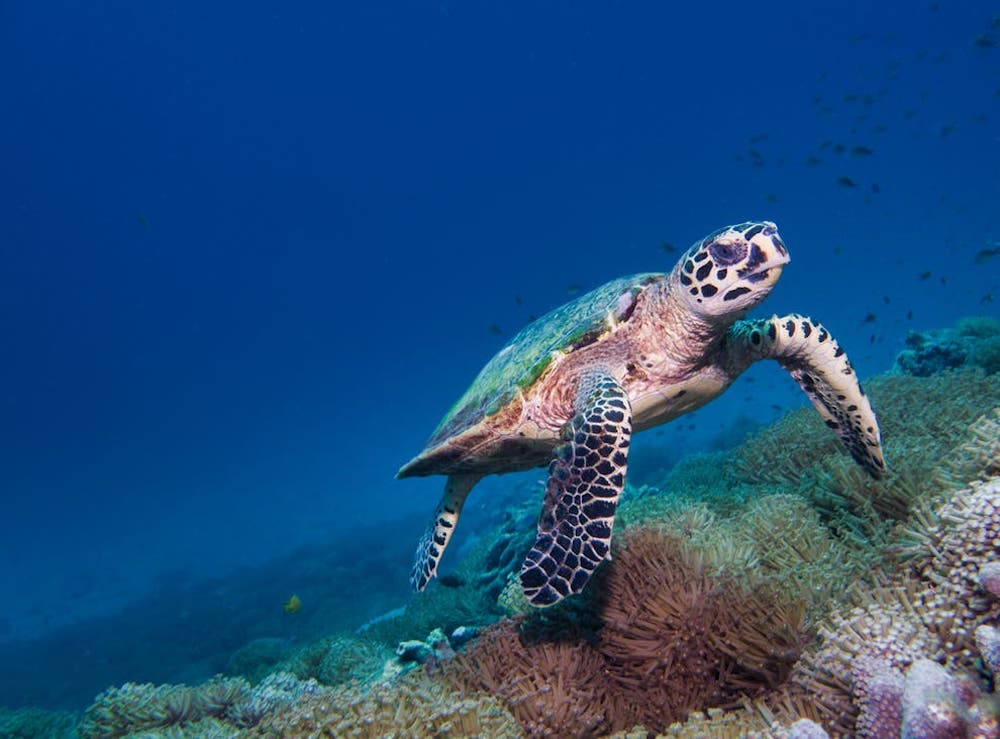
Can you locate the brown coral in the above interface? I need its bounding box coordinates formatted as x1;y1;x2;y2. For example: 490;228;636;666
442;526;809;736
443;619;613;737
597;527;806;731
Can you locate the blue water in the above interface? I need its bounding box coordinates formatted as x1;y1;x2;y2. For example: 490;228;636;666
1;0;997;711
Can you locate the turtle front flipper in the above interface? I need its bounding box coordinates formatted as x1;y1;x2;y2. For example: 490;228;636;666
411;473;481;592
727;313;886;477
520;371;631;607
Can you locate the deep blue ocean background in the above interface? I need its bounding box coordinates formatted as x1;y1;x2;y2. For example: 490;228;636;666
1;0;998;711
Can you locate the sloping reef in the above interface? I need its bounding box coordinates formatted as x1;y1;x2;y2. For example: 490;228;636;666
7;318;1000;738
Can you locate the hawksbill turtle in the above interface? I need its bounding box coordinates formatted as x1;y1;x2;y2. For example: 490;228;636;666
398;221;885;607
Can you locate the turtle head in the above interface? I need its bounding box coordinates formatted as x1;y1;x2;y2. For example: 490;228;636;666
672;221;790;321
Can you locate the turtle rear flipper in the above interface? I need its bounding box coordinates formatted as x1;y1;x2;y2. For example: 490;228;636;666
520;371;631;607
411;473;480;592
728;313;886;477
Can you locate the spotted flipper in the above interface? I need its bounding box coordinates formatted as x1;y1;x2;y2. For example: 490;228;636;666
411;473;480;592
520;371;631;607
727;313;886;476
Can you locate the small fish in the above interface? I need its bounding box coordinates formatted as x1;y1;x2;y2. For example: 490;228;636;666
487;324;503;335
514;295;523;306
748;133;769;144
566;284;583;295
940;123;956;139
763;192;779;203
882;295;891;304
135;213;150;228
871;182;881;194
834;246;844;255
805;155;823;166
973;33;996;48
833;144;846;155
862;313;877;324
836;176;859;188
771;404;782;412
660;241;677;253
982;291;995;304
918;271;932;281
851;145;875;157
872;124;888;134
907;309;914;320
438;574;465;588
283;595;302;614
974;247;1000;265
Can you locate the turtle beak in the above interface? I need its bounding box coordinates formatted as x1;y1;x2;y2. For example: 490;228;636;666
745;226;790;284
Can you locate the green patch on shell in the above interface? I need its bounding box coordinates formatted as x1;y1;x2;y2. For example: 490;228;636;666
425;273;661;448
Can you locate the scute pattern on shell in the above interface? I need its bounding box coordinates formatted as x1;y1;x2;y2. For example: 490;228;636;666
424;273;660;449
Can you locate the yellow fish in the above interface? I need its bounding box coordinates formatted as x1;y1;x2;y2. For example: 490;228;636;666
283;594;301;614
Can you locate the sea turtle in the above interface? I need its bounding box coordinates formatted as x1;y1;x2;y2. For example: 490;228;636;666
398;221;885;607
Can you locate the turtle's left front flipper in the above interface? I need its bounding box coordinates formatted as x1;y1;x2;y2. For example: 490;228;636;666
726;313;886;477
520;371;631;607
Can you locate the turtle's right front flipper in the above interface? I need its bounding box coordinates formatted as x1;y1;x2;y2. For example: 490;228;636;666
411;473;480;592
520;371;631;607
727;313;886;477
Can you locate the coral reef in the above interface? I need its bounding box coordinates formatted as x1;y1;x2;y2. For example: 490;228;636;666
224;637;291;684
273;634;390;687
247;670;521;738
58;318;1000;737
0;706;77;739
438;525;808;736
893;316;1000;376
77;676;251;738
597;528;806;731
444;619;613;737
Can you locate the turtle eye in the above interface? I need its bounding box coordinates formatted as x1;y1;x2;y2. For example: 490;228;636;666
708;240;748;266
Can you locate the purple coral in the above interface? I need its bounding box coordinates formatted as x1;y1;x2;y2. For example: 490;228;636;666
978;562;1000;600
786;718;830;739
901;659;967;739
975;624;1000;678
852;654;904;738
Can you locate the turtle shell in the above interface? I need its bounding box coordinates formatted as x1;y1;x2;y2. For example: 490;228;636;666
422;273;661;450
